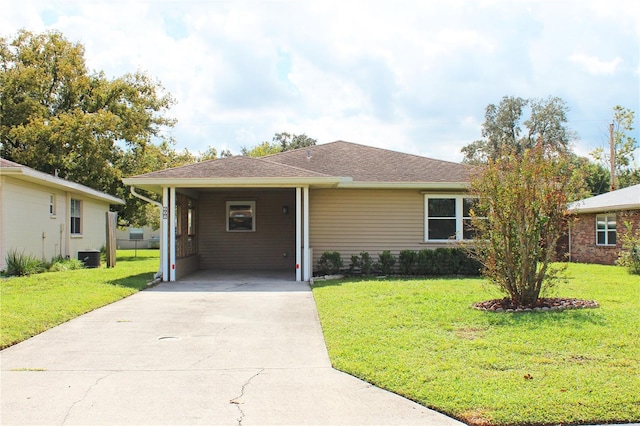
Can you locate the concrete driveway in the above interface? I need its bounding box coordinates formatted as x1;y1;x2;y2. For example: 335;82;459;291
1;272;465;425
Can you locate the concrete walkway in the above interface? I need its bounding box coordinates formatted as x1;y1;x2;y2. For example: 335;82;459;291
1;273;465;425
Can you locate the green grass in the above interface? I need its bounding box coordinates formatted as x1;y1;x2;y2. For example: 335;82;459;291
312;263;640;426
0;249;159;349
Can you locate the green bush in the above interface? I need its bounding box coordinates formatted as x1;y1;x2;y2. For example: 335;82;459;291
399;250;418;275
317;251;343;275
4;249;46;276
341;248;481;277
350;251;373;275
617;221;640;275
49;257;84;272
416;248;481;276
376;250;396;275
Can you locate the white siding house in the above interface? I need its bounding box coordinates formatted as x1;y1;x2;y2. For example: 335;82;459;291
0;159;124;271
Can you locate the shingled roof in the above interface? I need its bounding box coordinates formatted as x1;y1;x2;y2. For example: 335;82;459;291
265;141;470;183
569;184;640;213
132;155;332;179
124;141;471;191
1;158;124;204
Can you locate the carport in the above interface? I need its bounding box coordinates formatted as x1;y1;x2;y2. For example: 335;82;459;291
123;155;345;282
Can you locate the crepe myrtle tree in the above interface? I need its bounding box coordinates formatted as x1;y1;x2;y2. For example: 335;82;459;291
468;144;587;308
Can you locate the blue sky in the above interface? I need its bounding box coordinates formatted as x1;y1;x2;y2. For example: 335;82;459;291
2;0;639;162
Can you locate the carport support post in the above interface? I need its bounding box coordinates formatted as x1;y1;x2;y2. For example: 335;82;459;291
169;186;176;282
296;187;302;282
162;187;169;281
303;186;310;281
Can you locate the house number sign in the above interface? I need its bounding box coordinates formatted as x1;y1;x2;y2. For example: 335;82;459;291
162;206;169;219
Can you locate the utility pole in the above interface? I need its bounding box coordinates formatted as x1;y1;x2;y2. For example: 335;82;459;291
610;122;616;191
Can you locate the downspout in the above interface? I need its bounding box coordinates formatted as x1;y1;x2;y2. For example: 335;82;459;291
568;221;572;262
130;186;163;280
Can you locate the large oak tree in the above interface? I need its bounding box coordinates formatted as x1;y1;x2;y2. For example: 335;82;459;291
1;30;177;225
461;96;574;164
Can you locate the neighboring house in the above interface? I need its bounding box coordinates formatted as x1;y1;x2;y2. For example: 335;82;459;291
567;184;640;265
115;226;160;249
0;159;125;271
122;141;472;282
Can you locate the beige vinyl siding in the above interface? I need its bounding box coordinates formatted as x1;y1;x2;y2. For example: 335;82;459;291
309;188;449;267
68;195;112;257
0;177;68;269
0;176;111;270
199;189;296;270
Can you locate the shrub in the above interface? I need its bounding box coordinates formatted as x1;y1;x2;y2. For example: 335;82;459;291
349;254;360;273
399;250;418;275
376;250;396;275
417;249;435;275
5;249;45;276
468;146;586;307
415;248;481;276
349;251;374;275
49;257;84;272
317;251;343;275
617;221;640;275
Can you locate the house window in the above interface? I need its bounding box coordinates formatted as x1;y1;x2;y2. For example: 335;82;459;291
49;194;56;216
596;214;616;246
226;201;255;232
462;197;477;240
188;201;195;236
424;195;477;241
70;199;82;235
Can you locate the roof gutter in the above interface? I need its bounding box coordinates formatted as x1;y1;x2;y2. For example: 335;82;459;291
568;203;640;214
341;181;469;190
1;165;125;205
130;186;163;280
121;176;349;194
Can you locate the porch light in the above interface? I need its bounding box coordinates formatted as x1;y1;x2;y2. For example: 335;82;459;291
282;206;289;214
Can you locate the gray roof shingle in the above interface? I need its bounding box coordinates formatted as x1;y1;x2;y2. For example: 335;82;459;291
128;141;471;184
131;155;332;179
0;158;124;204
569;184;640;213
264;141;470;183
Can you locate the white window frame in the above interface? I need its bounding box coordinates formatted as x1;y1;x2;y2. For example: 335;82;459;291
70;198;82;235
595;213;616;246
424;194;477;242
226;201;256;232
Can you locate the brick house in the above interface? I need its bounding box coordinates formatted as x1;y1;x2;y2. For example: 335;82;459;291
567;184;640;265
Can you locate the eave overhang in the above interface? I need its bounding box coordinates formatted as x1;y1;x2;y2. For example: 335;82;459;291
122;177;470;193
1;166;125;205
342;181;469;190
568;202;640;214
122;176;353;194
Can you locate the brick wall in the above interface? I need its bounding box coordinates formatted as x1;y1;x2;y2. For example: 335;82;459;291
570;210;640;265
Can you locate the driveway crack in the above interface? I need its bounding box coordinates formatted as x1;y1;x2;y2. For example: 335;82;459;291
60;371;114;425
229;368;264;426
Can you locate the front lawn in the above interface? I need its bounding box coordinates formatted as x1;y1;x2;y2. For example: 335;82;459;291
312;263;640;426
0;250;159;349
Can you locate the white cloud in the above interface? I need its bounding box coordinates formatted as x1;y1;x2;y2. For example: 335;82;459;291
1;0;638;160
569;53;623;75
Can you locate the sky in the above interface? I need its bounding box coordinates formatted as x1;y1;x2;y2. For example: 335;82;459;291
2;0;639;163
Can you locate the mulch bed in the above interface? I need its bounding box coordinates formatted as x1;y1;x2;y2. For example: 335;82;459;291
473;297;599;313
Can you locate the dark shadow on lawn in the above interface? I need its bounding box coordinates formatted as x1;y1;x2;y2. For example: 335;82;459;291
116;255;160;262
311;275;485;288
107;272;155;291
483;307;607;327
